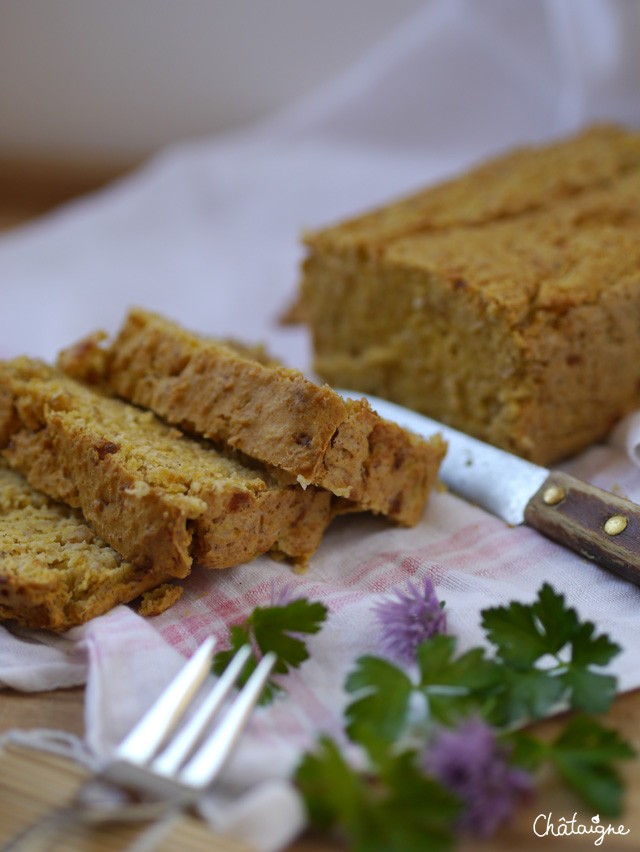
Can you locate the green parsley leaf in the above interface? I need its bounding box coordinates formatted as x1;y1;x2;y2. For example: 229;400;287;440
345;656;414;754
481;584;622;719
374;750;461;851
482;599;550;666
251;599;328;675
295;737;460;852
531;583;581;653
488;667;565;726
506;729;549;771
547;716;635;816
562;668;617;714
569;620;620;668
416;635;504;724
295;736;364;833
213;597;328;701
482;583;582;665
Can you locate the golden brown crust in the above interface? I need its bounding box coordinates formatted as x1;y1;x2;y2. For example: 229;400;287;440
59;309;445;526
0;461;174;631
0;358;335;576
305;124;640;250
300;124;640;465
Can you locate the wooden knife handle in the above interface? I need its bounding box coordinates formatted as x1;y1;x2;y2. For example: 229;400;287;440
524;471;640;586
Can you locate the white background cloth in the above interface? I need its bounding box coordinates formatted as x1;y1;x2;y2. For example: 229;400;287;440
2;2;640;849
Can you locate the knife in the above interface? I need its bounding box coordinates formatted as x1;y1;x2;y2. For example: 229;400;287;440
337;389;640;587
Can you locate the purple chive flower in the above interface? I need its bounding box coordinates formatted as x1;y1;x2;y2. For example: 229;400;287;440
374;577;446;664
424;718;532;837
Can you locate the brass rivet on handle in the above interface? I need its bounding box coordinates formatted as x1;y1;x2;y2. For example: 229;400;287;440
604;515;628;536
542;484;566;506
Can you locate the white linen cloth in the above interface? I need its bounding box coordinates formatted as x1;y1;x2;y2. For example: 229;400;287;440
2;1;640;849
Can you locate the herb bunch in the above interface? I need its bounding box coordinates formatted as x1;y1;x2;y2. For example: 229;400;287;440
214;581;634;850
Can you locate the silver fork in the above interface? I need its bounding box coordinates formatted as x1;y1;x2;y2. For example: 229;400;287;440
4;638;276;848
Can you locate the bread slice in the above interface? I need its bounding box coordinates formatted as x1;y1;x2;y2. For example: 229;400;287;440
0;358;335;578
58;309;446;527
0;461;175;631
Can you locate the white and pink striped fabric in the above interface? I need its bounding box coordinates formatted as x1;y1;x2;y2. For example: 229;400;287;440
1;2;640;848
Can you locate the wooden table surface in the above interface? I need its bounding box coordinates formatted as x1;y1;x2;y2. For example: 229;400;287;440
1;159;639;850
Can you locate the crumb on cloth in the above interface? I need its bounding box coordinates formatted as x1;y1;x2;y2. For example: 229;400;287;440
138;583;184;617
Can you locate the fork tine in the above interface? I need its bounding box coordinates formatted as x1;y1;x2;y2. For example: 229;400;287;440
179;651;277;789
115;636;217;764
151;644;252;776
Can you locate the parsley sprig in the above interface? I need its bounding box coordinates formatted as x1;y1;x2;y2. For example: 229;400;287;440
482;583;620;722
213;597;327;701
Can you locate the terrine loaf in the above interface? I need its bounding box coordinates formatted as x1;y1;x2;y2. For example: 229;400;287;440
0;358;335;577
0;461;176;631
58;308;446;526
299;124;640;465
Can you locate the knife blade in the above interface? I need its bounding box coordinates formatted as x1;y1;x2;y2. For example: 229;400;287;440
337;389;640;587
